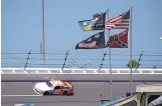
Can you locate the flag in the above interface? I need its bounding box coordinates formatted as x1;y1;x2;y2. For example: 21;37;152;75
78;11;106;31
106;10;130;30
93;13;101;19
75;31;105;49
106;30;128;48
78;19;97;31
91;12;106;30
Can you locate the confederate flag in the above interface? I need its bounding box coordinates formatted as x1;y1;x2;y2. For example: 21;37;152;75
106;30;128;48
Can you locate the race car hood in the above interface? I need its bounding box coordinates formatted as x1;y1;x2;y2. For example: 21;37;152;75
35;82;53;91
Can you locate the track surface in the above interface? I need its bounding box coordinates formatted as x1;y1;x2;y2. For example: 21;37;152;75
1;82;160;106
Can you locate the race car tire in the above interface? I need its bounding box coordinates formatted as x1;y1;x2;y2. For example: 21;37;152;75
43;91;49;95
63;91;68;95
63;91;74;96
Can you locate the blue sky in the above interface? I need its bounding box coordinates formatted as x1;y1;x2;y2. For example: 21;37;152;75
1;0;162;68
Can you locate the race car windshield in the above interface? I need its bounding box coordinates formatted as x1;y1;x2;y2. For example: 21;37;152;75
46;81;53;87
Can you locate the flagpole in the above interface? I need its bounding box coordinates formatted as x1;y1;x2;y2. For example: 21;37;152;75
109;32;112;98
41;0;45;67
108;23;112;99
129;7;133;95
106;9;112;98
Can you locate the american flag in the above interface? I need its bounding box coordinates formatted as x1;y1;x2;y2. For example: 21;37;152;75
106;10;130;30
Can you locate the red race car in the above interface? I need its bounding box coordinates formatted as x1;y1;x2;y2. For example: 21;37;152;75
33;80;74;96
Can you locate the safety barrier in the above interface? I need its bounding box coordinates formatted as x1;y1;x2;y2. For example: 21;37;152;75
1;68;162;82
1;68;162;74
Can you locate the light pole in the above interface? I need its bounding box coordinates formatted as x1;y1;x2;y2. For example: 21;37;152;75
41;0;45;67
160;37;162;40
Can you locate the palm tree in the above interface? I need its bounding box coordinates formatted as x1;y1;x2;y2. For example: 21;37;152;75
127;60;138;68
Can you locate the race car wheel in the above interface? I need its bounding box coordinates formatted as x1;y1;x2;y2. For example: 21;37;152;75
63;91;68;95
63;91;74;96
43;91;49;95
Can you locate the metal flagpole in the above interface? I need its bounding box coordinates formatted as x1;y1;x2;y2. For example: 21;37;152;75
107;15;112;99
105;9;112;98
41;0;45;67
129;7;133;95
109;39;112;98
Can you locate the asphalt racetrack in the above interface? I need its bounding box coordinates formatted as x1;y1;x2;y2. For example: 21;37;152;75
1;82;161;106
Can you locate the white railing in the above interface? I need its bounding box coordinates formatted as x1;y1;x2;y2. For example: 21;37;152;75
1;68;162;74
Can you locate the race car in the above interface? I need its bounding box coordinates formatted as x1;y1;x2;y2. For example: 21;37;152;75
33;80;74;96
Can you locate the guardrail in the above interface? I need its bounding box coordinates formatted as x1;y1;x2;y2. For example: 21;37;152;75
2;68;162;82
1;68;162;74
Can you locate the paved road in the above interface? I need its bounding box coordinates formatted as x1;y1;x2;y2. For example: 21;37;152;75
1;82;160;106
